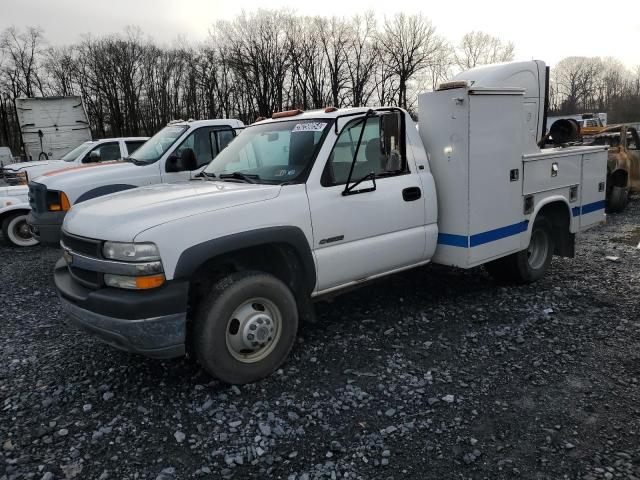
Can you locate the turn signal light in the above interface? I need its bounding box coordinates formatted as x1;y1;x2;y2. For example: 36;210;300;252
49;203;62;211
135;274;165;289
60;192;71;211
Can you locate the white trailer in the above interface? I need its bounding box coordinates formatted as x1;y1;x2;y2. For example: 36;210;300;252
15;96;91;161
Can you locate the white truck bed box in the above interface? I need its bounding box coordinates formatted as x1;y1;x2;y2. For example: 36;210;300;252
419;84;607;269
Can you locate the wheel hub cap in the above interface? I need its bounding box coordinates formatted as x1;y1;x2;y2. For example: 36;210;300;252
225;298;282;363
242;314;275;349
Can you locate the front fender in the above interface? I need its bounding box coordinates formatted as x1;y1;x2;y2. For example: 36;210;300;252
173;226;317;293
0;199;31;216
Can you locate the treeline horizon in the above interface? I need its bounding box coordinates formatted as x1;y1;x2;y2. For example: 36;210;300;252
1;10;639;155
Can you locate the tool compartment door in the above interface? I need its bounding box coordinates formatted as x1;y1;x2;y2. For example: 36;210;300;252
522;153;581;196
467;91;527;265
577;150;607;230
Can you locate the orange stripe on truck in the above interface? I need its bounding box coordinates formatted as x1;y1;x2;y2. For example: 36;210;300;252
42;160;122;177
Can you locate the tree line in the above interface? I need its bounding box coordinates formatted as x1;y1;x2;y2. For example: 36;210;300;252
1;10;638;156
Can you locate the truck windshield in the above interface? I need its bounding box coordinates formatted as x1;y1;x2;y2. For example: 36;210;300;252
203;119;331;183
129;125;189;164
61;142;93;162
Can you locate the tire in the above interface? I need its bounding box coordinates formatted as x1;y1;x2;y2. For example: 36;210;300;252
193;271;299;384
1;212;39;247
607;186;628;213
485;216;554;284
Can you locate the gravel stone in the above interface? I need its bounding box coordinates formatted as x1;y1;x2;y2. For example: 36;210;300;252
1;197;639;479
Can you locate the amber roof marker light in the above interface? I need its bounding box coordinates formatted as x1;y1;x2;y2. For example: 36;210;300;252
271;109;303;119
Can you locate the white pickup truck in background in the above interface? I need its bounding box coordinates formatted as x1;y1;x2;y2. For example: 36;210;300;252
28;119;243;245
55;61;607;384
0;137;148;247
1;137;148;186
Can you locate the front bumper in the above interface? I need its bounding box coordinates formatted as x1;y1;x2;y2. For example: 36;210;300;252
27;211;65;246
54;258;189;358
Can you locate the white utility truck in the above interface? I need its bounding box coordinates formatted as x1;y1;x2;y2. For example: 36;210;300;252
27;119;243;245
2;137;148;186
0;137;147;247
15;96;91;161
54;61;607;384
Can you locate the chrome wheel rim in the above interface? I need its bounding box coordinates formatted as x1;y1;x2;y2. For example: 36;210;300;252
527;229;548;270
225;297;282;363
8;215;38;247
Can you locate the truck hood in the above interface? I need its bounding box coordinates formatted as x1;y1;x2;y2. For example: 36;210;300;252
0;185;28;198
31;160;133;186
3;159;66;172
63;181;283;241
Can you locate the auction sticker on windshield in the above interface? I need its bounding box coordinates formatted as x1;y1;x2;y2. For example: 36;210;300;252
292;122;327;133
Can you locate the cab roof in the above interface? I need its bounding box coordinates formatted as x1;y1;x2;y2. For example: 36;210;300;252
252;107;398;126
168;119;244;128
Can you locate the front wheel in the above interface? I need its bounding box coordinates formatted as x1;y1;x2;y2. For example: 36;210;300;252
2;212;39;247
485;216;554;284
193;271;299;384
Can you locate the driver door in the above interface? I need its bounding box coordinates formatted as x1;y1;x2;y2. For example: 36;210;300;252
306;113;426;292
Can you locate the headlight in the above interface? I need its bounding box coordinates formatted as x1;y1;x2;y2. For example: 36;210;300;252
16;171;28;185
104;273;165;290
46;190;71;211
103;241;161;262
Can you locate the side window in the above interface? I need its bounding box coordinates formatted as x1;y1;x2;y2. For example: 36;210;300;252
125;141;145;154
212;130;235;155
83;142;121;163
323;114;406;186
173;127;216;169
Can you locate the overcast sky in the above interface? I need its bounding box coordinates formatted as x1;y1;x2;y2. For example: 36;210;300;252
3;0;640;69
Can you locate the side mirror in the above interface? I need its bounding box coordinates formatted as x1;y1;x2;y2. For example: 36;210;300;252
180;148;198;171
87;151;101;163
165;154;181;172
385;151;402;172
379;112;401;157
165;148;198;173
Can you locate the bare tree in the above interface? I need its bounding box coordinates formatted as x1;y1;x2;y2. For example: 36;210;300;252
454;31;514;70
378;13;446;109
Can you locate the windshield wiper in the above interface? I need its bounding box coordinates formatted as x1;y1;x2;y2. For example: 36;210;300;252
219;172;260;184
194;171;216;180
122;157;147;166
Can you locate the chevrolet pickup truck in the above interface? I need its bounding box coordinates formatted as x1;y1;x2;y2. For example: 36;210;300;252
2;137;148;186
54;61;608;384
27;119;243;245
0;137;147;247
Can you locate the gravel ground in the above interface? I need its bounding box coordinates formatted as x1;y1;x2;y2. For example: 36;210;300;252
1;200;639;480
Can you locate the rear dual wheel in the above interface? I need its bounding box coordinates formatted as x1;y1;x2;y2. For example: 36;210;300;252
485;216;554;284
606;186;628;213
193;271;299;384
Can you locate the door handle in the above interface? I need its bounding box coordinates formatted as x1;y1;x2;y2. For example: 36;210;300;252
402;187;421;201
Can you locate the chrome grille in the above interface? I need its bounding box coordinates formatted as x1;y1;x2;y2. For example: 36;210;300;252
61;231;101;258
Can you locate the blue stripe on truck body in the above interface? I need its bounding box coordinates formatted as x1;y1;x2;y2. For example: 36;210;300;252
439;199;604;248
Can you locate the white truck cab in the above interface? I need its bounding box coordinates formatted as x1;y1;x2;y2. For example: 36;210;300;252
1;137;148;186
55;61;608;384
0;137;148;247
27;119;243;245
